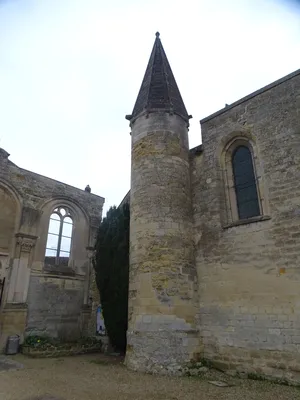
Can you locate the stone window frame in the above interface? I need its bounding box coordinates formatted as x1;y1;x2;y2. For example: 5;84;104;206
44;206;74;267
34;197;90;276
221;136;270;228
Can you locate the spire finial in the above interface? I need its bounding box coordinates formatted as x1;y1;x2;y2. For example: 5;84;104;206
155;32;160;38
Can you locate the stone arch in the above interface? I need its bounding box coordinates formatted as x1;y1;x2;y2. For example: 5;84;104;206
216;129;258;165
218;133;269;226
34;197;90;270
0;179;22;256
37;195;90;225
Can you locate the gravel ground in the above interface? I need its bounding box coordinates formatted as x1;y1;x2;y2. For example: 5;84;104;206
0;353;299;400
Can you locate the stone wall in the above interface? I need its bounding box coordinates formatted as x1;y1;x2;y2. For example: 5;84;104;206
126;112;201;374
0;148;104;349
0;185;17;253
0;304;27;349
192;69;300;381
85;263;99;337
26;276;85;341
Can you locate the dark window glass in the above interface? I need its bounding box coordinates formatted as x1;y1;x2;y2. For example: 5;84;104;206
232;146;260;219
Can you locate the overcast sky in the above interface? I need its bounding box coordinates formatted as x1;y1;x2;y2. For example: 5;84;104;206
0;0;299;216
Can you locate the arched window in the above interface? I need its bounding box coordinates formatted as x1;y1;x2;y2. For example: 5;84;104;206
232;146;260;220
45;207;73;266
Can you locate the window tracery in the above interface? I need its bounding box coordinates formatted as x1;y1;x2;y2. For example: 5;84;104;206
45;207;73;266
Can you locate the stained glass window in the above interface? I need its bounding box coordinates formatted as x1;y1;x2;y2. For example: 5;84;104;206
232;146;260;219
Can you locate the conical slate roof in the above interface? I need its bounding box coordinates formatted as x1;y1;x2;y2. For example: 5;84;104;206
126;33;190;123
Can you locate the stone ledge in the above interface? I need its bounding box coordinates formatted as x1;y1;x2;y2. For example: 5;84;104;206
30;272;84;281
43;264;76;277
223;215;271;229
3;303;28;311
22;342;104;358
15;232;38;240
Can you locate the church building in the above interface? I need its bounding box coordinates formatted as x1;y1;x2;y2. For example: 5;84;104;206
124;33;300;382
1;30;299;383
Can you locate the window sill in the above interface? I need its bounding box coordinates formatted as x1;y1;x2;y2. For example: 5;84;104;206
44;263;76;277
223;215;271;229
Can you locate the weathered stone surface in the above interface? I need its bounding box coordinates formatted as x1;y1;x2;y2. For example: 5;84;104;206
0;149;104;350
192;69;300;381
126;111;201;374
0;185;17;254
26;276;84;341
0;305;28;351
126;33;300;384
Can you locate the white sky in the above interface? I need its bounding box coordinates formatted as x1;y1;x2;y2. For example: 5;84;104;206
0;0;299;216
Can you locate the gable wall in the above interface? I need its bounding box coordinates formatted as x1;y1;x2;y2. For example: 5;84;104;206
191;71;300;379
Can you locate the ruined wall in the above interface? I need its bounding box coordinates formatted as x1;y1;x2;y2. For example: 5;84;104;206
0;186;18;254
0;149;104;347
192;70;300;381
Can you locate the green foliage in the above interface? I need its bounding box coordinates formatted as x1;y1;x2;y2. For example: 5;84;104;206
23;334;53;348
23;334;101;349
93;203;130;353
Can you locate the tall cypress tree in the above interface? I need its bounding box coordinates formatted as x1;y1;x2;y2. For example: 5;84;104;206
93;203;130;353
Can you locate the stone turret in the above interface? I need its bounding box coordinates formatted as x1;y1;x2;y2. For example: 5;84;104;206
125;33;201;374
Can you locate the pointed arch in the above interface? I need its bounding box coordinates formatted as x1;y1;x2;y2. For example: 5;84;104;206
0;179;22;256
45;206;74;266
220;136;269;226
33;197;90;270
232;145;260;219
